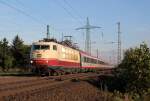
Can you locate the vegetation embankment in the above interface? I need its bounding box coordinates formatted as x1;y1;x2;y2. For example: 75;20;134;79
97;43;150;101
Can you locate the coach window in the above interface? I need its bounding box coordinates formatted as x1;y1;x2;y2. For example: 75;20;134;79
84;57;86;62
94;59;97;64
89;58;91;63
92;59;94;63
53;45;57;51
87;58;89;62
83;57;85;62
82;56;84;62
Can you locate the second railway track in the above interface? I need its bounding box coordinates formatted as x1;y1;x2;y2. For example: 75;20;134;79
0;72;102;100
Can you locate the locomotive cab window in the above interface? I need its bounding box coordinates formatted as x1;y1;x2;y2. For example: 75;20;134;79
32;45;49;50
33;45;40;50
53;45;57;51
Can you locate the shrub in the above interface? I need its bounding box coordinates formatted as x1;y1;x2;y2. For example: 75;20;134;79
116;43;150;96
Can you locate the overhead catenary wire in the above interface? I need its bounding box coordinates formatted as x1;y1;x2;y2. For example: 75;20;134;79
52;0;84;43
53;0;83;25
14;0;46;25
0;0;46;26
62;0;83;23
0;0;80;43
15;0;26;7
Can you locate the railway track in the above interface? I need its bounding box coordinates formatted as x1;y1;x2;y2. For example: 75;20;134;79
0;73;102;101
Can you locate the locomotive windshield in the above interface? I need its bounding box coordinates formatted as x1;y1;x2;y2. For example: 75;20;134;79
32;45;50;50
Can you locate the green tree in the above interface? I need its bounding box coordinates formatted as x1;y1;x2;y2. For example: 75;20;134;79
0;38;14;71
117;43;150;96
11;35;30;68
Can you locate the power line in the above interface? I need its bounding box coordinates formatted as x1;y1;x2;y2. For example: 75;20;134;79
63;0;83;22
0;0;46;25
15;0;26;7
0;0;68;42
53;0;82;25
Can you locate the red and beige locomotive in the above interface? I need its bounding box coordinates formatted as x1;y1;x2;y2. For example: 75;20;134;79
30;39;112;75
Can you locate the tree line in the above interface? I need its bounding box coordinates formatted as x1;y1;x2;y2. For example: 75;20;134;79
101;43;150;100
0;35;30;72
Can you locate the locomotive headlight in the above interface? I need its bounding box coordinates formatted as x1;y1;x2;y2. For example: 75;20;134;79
46;60;48;63
30;60;33;64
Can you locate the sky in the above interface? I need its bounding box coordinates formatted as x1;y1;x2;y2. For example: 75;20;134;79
0;0;150;63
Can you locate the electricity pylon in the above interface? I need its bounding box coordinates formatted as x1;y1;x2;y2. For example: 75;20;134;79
76;17;101;54
117;22;121;65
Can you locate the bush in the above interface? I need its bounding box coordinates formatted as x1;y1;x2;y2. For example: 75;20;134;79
116;43;150;96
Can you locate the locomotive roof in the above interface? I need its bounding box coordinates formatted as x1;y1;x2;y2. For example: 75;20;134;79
32;39;80;52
